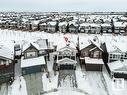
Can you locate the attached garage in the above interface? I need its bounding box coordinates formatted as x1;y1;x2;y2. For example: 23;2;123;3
60;64;75;70
22;65;44;75
56;58;77;71
21;56;46;75
85;57;104;71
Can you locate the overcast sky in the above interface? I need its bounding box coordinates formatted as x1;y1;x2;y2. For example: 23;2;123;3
0;0;127;12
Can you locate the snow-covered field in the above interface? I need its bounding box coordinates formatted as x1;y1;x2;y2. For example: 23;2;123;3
0;29;127;95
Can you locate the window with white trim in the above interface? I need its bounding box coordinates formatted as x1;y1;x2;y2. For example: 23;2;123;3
27;52;36;58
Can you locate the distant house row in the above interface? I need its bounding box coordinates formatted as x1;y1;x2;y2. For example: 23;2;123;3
0;20;127;34
0;14;127;34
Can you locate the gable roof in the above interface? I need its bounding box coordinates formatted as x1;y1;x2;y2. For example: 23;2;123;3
58;45;76;52
22;39;48;52
22;43;38;52
108;60;127;73
80;40;103;52
56;58;77;65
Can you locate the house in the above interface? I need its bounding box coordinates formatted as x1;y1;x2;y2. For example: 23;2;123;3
59;22;67;33
21;39;49;75
0;45;14;84
105;39;127;63
31;20;40;31
69;22;78;33
39;23;47;31
100;23;112;33
9;21;17;29
89;23;100;34
79;23;101;34
101;37;127;78
47;21;56;33
79;36;104;71
54;37;77;71
114;22;127;34
0;20;7;28
79;23;90;33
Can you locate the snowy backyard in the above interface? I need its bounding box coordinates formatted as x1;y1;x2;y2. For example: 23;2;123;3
0;29;127;95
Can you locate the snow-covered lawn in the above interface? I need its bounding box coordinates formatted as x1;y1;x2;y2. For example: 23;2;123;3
9;76;27;95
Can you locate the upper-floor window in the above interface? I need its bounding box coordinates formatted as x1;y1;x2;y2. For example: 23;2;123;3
26;52;36;58
109;53;125;60
93;51;100;58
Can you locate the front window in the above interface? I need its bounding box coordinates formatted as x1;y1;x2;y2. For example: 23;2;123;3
93;51;100;58
26;52;36;58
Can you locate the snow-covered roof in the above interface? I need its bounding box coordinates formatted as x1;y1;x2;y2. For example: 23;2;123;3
0;45;14;60
21;56;46;68
59;22;67;26
108;60;127;73
56;57;77;65
120;16;127;21
69;21;77;26
85;57;104;64
79;36;91;50
48;21;56;26
80;23;90;27
56;35;76;51
79;35;103;51
34;39;48;50
89;23;100;27
105;36;127;53
31;20;40;25
40;23;46;26
22;39;48;52
101;23;111;27
114;22;127;27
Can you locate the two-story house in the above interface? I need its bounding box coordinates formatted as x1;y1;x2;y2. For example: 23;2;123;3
0;45;14;84
59;22;67;33
114;22;127;34
54;37;77;71
102;39;127;78
79;36;104;71
39;23;47;32
69;22;78;33
21;39;49;75
47;21;56;33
